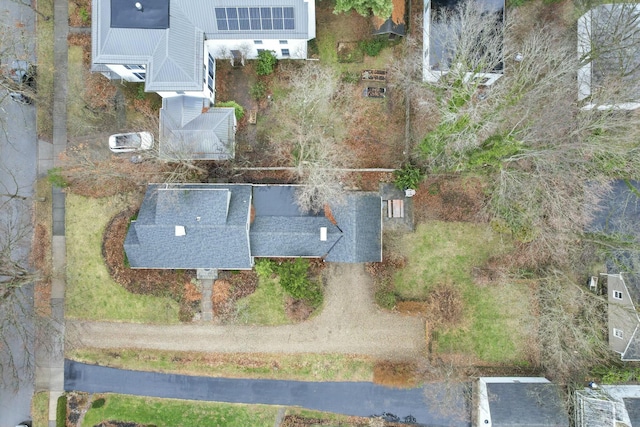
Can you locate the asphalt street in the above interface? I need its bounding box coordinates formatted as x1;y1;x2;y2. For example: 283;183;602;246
0;0;38;424
65;360;471;427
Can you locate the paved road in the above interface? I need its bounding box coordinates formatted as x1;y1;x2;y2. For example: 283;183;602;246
65;360;471;427
0;0;37;423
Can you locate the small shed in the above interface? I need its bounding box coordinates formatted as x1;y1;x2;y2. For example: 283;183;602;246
372;0;406;38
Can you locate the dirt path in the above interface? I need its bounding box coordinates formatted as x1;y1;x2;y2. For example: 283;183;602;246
67;264;425;359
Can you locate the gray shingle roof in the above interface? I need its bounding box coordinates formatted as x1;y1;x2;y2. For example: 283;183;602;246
159;96;236;160
486;382;569;427
328;193;382;263
92;0;312;91
250;185;382;263
124;184;253;269
124;184;382;269
372;18;405;37
624;398;640;426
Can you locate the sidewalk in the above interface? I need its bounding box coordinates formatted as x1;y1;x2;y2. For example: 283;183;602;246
34;0;68;422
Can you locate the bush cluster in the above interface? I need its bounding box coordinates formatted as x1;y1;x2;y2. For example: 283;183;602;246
215;100;244;121
256;50;278;76
359;38;388;57
257;259;323;307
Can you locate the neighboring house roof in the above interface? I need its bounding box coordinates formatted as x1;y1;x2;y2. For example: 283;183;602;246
159;96;236;160
372;0;406;36
92;0;313;91
578;3;640;110
423;0;504;83
590;180;640;360
576;386;640;427
477;377;569;427
124;184;382;269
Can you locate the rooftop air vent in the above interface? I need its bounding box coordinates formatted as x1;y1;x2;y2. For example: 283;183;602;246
320;227;327;241
175;225;186;236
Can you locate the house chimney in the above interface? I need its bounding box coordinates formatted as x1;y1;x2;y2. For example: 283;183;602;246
320;227;327;241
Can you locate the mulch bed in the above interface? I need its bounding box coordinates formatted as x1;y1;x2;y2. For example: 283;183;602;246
412;176;488;223
102;208;198;321
282;415;412;427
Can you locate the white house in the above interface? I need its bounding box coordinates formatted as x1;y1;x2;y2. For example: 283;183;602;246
91;0;316;101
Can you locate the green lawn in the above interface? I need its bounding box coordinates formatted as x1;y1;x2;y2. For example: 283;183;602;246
67;348;375;381
235;275;290;325
65;193;181;323
82;394;279;427
394;221;533;363
32;391;49;427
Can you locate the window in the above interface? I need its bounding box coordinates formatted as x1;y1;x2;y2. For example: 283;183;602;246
207;75;213;92
614;290;624;300
124;64;145;70
257;48;265;55
281;48;290;57
254;40;263;44
279;40;288;44
216;7;294;31
614;328;624;339
133;72;146;80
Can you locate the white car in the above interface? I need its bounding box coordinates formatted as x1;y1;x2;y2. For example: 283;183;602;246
108;131;153;153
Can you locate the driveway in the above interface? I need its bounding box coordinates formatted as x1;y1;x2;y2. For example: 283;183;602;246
65;360;471;427
68;264;425;358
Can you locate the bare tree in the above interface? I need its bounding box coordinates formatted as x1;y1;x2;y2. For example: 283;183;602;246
577;2;640;107
0;196;38;388
418;4;640;265
268;63;352;211
536;269;613;382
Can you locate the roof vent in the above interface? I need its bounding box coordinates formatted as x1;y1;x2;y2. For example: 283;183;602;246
175;225;186;236
320;227;327;241
135;1;143;11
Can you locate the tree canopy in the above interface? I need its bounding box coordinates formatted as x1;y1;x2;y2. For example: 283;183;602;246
334;0;393;19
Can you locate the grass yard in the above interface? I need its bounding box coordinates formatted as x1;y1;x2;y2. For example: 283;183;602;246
67;349;375;381
394;222;508;299
235;274;289;325
67;45;89;138
81;394;279;427
65;193;181;323
32;391;49;427
36;0;54;139
394;221;534;363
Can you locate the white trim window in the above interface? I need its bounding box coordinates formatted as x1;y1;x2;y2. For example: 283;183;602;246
613;290;624;300
613;328;624;339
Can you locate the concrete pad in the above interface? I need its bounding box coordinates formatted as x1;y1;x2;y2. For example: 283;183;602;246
51;189;65;207
49;390;62;423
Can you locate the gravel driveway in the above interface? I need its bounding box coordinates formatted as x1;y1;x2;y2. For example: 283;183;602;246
67;263;425;359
